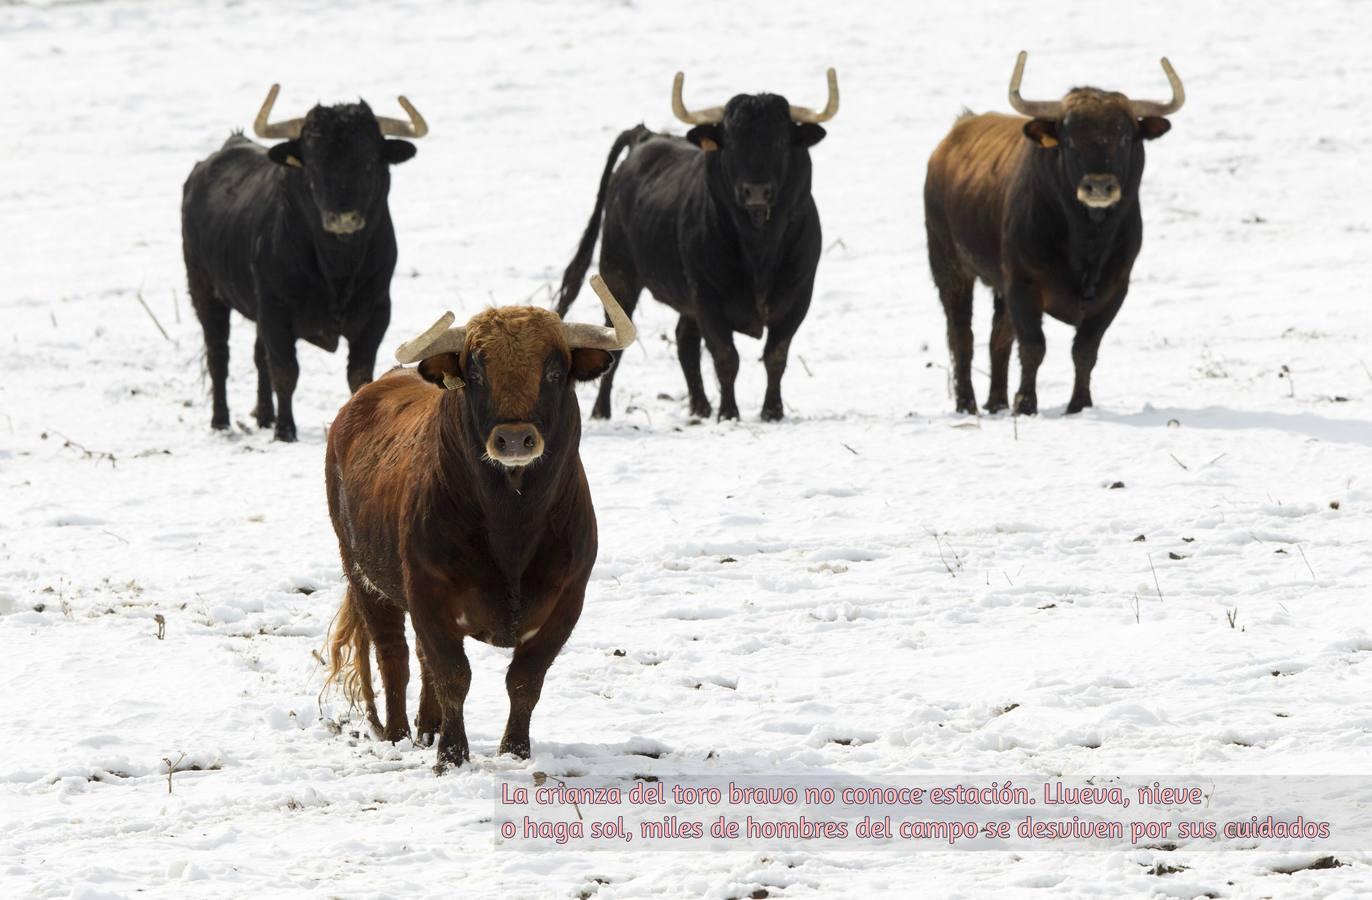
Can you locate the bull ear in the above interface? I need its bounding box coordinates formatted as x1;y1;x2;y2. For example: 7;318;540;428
1138;117;1171;140
570;348;614;382
417;353;463;389
1023;119;1059;148
792;123;826;148
383;139;417;164
267;140;304;168
686;124;722;152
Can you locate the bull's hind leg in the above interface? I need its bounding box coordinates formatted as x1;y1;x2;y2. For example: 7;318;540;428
258;306;300;442
675;316;712;419
926;212;977;413
413;640;441;748
187;269;231;430
352;590;412;743
251;335;274;429
500;592;583;759
985;291;1015;413
590;262;641;420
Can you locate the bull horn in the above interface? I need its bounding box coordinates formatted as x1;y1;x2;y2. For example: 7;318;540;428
563;275;637;351
789;68;840;124
376;95;429;138
671;72;726;125
1007;51;1064;120
253;84;306;140
1129;57;1185;118
395;311;467;364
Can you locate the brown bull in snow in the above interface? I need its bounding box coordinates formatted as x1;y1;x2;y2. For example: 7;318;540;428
925;51;1184;415
324;276;635;772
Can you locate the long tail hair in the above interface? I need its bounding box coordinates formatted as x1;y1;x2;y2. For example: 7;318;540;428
555;124;651;316
323;586;372;711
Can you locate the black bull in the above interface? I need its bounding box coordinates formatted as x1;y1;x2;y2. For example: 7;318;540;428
556;71;839;422
181;86;426;441
924;53;1184;416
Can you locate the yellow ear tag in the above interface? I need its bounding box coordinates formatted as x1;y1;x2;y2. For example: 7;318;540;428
286;155;303;168
699;137;719;152
1038;135;1059;148
442;374;463;390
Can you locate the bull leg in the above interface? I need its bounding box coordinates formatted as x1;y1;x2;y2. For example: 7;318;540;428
499;591;584;760
927;214;977;413
1007;279;1045;416
760;280;812;422
1067;291;1126;414
410;599;472;773
347;300;390;394
697;306;741;421
252;335;274;429
675;316;712;419
189;274;231;431
259;310;300;442
590;264;641;420
351;594;411;743
985;291;1015;413
414;639;440;748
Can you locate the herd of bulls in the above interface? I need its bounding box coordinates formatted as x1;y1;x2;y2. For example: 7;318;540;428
179;54;1185;771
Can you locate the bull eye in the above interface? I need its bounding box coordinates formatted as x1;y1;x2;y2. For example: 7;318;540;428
545;366;563;384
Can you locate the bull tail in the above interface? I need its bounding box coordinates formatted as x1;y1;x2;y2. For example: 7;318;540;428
323;586;374;714
555;124;650;316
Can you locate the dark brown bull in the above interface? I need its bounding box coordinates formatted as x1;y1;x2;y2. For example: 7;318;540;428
925;52;1184;415
324;277;635;772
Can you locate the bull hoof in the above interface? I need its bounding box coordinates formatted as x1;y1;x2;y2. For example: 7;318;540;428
760;404;784;422
211;417;230;431
273;424;298;443
251;404;275;429
498;737;532;760
433;739;470;775
590;404;612;420
717;404;740;422
688;398;713;419
1065;394;1093;415
984;393;1009;414
1013;393;1038;416
383;723;412;744
415;731;435;749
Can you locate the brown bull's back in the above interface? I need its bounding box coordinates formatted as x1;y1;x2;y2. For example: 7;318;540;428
925;113;1032;284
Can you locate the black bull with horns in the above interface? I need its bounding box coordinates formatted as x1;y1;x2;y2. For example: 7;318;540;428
181;84;428;442
924;52;1184;416
556;69;839;422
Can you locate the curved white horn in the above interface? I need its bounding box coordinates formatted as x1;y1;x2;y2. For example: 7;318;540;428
395;311;466;364
1129;57;1185;118
563;276;637;351
253;84;306;139
671;72;726;125
1007;52;1063;119
789;68;840;123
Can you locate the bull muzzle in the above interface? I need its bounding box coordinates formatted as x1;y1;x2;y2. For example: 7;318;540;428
322;210;366;235
486;423;544;468
1076;175;1121;209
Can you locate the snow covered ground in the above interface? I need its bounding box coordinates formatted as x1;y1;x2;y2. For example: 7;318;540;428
2;0;1371;896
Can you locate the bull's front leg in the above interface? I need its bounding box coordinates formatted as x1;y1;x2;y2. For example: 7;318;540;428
347;299;391;394
500;590;584;760
760;280;813;422
1067;290;1126;414
696;303;741;421
1006;277;1046;416
409;595;472;773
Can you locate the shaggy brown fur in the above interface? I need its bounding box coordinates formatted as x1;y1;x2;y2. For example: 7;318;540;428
324;305;611;772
